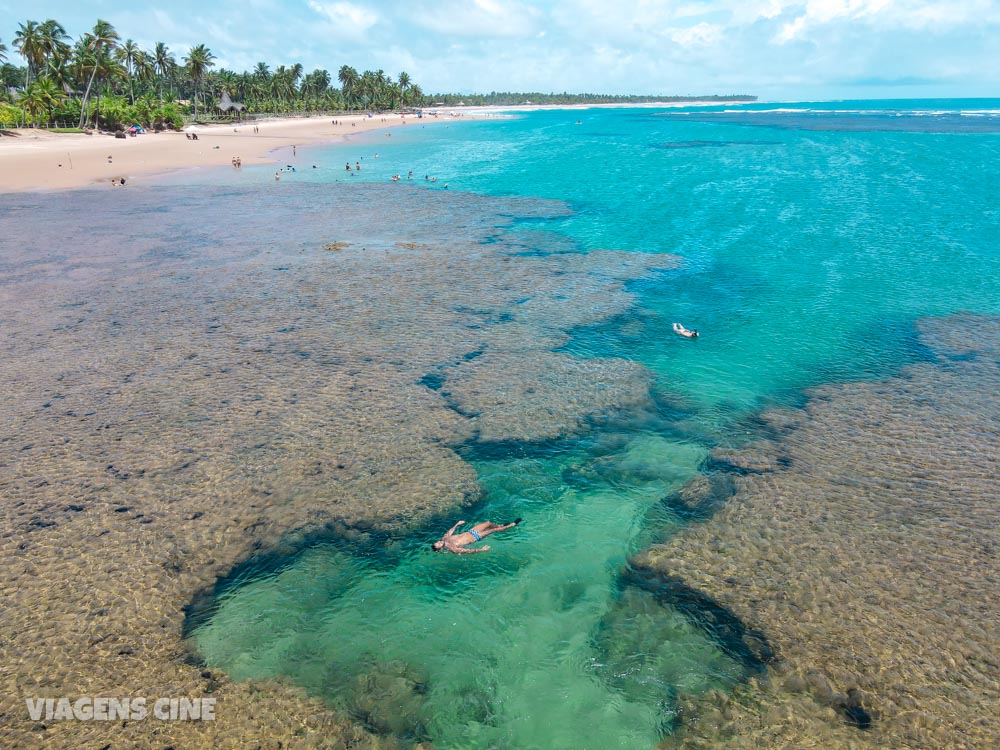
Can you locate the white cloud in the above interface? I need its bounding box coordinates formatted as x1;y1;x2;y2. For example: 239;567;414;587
10;0;997;98
730;0;787;23
410;0;541;37
671;22;724;48
773;0;997;43
775;0;883;43
308;1;378;33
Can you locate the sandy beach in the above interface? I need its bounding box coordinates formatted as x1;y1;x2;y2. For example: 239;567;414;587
0;113;469;192
0;101;725;193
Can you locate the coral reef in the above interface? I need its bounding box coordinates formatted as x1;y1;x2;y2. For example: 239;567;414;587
639;314;1000;750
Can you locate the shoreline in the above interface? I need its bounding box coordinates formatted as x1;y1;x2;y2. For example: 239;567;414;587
2;97;993;194
0;112;472;193
0;101;740;194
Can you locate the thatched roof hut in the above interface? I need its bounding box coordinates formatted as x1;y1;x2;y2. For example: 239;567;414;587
217;91;245;114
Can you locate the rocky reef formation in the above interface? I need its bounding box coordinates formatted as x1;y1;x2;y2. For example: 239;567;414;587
638;314;1000;750
0;183;678;749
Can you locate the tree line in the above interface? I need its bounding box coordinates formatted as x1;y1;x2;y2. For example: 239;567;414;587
0;18;755;131
0;19;423;129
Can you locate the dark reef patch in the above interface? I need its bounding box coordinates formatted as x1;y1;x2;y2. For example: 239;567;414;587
621;564;775;672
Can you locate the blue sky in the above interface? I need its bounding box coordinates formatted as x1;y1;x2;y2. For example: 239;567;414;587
2;1;998;99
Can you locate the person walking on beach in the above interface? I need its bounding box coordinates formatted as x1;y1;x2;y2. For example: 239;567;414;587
431;519;521;554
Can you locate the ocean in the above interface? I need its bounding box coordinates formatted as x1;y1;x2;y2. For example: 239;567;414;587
3;99;997;749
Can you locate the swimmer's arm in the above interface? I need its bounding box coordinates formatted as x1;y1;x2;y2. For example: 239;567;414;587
445;520;465;537
455;545;490;554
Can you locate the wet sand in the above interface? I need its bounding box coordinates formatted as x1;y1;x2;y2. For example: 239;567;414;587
637;314;1000;749
0;183;678;748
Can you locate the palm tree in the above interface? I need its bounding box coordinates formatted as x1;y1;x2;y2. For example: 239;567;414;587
39;19;70;70
398;71;411;107
89;48;126;129
153;42;175;100
302;69;330;100
409;84;423;107
43;54;73;97
0;37;7;65
338;65;358;109
359;69;392;111
272;64;287;106
19;77;61;126
236;71;253;102
116;39;141;104
133;51;155;98
183;44;215;119
373;69;392;110
77;19;120;128
216;70;238;110
14;21;44;88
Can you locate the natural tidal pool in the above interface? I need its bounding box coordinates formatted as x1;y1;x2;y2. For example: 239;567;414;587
188;422;761;749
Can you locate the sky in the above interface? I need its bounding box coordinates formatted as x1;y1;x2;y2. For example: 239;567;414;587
2;0;998;99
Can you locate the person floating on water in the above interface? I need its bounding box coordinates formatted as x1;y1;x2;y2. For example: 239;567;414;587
673;322;698;338
431;519;521;554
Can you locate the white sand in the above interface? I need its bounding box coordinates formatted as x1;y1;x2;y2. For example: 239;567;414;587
0;113;461;192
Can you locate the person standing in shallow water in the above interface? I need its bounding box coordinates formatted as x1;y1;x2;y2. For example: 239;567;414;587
431;519;521;554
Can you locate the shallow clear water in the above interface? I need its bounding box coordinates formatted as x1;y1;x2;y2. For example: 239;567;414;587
188;100;1000;748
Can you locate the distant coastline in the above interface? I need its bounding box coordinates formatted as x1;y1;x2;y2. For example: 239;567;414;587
426;93;758;107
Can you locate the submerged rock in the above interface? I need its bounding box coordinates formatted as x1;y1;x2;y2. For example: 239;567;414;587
708;441;786;474
444;351;654;442
346;659;430;740
567;433;709;492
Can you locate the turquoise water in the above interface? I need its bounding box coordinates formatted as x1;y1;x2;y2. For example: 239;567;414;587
190;101;1000;748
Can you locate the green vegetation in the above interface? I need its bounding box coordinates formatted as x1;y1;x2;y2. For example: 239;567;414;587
0;17;423;129
0;17;755;130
